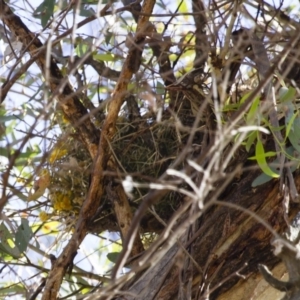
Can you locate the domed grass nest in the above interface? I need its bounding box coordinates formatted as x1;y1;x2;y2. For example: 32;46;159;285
44;114;193;233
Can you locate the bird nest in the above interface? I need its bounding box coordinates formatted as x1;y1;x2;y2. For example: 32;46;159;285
41;115;189;233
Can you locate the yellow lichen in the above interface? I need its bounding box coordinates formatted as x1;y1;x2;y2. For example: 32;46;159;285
51;192;73;211
62;114;70;124
39;211;49;222
48;148;68;164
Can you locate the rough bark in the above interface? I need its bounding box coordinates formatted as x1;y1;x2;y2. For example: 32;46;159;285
119;168;300;300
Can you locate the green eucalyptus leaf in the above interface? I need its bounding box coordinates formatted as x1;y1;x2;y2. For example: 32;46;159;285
246;96;260;124
104;30;113;45
252;146;300;187
252;172;273;187
0;283;25;296
0;114;21;122
285;111;298;140
0;147;9;158
15;219;32;253
156;81;165;95
177;0;188;14
279;86;296;103
253;137;279;178
33;0;55;28
0;223;21;258
288;116;300;152
76;43;89;57
248;150;277;160
79;7;95;17
245;131;257;152
107;252;120;263
15;145;41;167
93;53;119;62
240;92;252;104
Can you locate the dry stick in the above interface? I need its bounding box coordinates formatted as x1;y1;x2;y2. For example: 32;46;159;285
0;106;54;212
219;1;239;63
25;4;204;57
39;0;156;298
0;44;104;215
107;182;144;257
0;48;45;102
106;3;175;257
148;29;177;105
199;263;248;300
1;61;34;102
192;0;208;71
258;264;292;292
0;1;100;158
115;159;241;298
250;1;300;31
91;0;157;257
0;1;151;299
83;56;121;80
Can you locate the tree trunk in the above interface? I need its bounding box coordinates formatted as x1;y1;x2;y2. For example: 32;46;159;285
118;163;300;300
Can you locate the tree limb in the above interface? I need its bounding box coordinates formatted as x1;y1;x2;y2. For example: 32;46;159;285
0;1;100;158
38;0;156;298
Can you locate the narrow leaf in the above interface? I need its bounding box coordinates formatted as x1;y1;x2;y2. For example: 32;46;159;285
0;223;21;258
288;116;300;152
246;96;260;124
245;131;257;152
279;86;296;103
255;137;279;178
15;219;32;253
93;53;118;62
33;0;55;27
107;252;120;263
